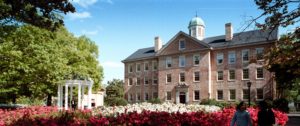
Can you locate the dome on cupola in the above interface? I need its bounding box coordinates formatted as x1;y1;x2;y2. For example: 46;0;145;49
188;16;205;28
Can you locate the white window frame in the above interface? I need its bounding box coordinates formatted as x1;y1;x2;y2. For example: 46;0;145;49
229;89;236;101
166;91;172;101
217;71;223;81
128;64;133;73
128;78;133;86
179;55;186;67
256;88;264;100
228;70;236;80
144;76;149;85
152;61;157;71
194;90;200;101
228;51;236;64
243;89;250;100
136;63;141;72
144;62;149;71
136;77;141;86
194;71;200;82
166;74;172;83
152;76;158;85
179;72;185;82
242;69;250;80
179;39;186;50
166;57;172;68
256;67;264;79
256;48;264;60
144;92;149;101
136;93;141;101
193;54;200;66
242;49;249;62
217;53;224;65
217;90;223;100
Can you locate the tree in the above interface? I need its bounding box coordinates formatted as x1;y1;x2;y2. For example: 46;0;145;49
0;0;75;30
0;25;103;104
253;0;300;98
105;79;127;106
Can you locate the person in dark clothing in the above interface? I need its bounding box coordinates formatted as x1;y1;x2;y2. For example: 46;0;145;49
258;101;275;126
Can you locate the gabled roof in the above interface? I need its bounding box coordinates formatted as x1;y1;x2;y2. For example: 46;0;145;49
156;31;211;55
122;47;157;62
204;28;278;48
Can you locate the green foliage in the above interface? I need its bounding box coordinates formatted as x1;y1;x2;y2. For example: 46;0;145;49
104;79;127;106
273;98;289;113
0;0;75;30
16;96;44;106
200;99;235;108
148;98;162;104
0;25;103;103
104;97;128;106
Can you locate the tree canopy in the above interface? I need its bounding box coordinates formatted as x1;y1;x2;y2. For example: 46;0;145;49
0;0;75;30
0;25;103;103
105;79;127;106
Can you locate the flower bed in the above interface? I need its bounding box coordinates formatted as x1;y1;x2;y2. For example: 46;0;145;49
0;103;288;126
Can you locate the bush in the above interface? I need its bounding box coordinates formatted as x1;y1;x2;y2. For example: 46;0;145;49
16;96;45;106
273;98;289;113
104;97;128;106
148;98;162;104
200;99;235;108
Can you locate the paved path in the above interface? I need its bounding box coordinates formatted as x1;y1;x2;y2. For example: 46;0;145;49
287;112;300;126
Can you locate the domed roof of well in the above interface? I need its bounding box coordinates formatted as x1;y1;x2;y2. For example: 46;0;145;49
188;16;205;28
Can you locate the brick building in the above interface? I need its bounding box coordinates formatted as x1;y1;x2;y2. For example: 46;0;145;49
122;16;277;104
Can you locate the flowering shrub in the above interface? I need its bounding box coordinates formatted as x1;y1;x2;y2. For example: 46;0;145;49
0;104;288;126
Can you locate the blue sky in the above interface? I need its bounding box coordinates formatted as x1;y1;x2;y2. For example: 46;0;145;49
63;0;290;85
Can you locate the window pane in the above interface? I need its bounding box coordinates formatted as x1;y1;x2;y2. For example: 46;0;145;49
153;61;157;70
180;73;185;82
167;92;172;100
217;90;223;100
194;90;200;100
217;53;223;64
194;72;200;81
179;40;185;50
136;78;140;85
145;93;149;101
257;68;264;78
167;74;172;83
256;48;264;60
179;56;185;67
230;90;236;100
242;50;249;62
153;92;158;99
144;63;149;71
257;89;264;99
228;51;236;64
137;64;141;71
229;70;235;80
144;77;149;85
218;71;223;80
243;89;249;99
153;76;158;85
194;55;200;65
129;78;133;85
243;69;249;79
166;57;172;68
129;64;133;73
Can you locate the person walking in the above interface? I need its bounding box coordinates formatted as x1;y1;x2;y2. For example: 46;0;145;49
258;100;275;126
230;101;252;126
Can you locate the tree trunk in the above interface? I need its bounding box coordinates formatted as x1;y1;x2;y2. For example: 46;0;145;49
47;94;52;106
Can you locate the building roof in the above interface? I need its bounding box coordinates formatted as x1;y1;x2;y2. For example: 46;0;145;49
203;28;278;48
122;28;278;63
188;16;205;28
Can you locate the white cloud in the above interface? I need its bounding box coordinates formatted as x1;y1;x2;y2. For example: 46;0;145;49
81;30;99;36
68;12;91;20
72;0;98;8
102;61;123;68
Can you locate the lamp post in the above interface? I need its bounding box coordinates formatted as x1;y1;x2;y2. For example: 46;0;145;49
247;82;252;107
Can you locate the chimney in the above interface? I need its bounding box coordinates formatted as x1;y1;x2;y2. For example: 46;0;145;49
225;23;233;41
155;36;162;52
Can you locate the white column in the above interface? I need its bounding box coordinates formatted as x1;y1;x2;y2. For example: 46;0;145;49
81;85;84;110
185;91;189;104
70;86;73;106
57;85;61;108
60;85;63;108
78;85;81;109
88;85;92;109
64;85;68;110
176;91;179;104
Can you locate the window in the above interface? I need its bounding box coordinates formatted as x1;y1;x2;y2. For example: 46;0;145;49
229;90;236;100
257;67;264;79
193;54;200;65
256;48;264;60
217;53;223;65
136;93;141;101
166;57;172;68
166;74;172;83
217;71;223;81
242;49;249;62
180;73;185;82
129;78;133;85
136;78;141;86
257;89;264;100
166;91;172;100
144;77;149;85
136;63;141;72
194;71;200;82
153;92;158;99
129;93;133;101
228;51;236;64
153;76;158;85
144;62;149;71
128;64;133;73
217;90;223;100
179;56;186;67
229;70;235;80
179;40;186;50
243;89;249;100
152;61;158;71
194;90;200;101
144;92;149;101
243;69;249;79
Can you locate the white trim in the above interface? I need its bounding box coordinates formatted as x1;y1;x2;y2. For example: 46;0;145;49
208;51;211;98
242;49;250;63
193;71;200;82
166;74;172;83
144;76;149;85
216;53;223;65
152;61;157;71
136;63;141;72
228;51;236;64
136;77;141;86
128;78;133;86
256;67;264;79
152;76;158;85
216;90;224;101
228;69;236;81
144;62;149;71
217;71;224;81
179;39;186;50
228;89;236;101
166;91;172;101
128;64;133;73
166;57;172;68
256;47;264;61
242;68;250;80
256;88;264;100
193;90;200;101
179;55;186;67
193;54;200;66
179;72;185;82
